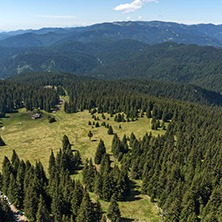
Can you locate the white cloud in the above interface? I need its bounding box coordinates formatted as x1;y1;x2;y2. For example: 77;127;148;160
126;16;131;20
138;16;143;20
114;0;158;14
34;15;77;19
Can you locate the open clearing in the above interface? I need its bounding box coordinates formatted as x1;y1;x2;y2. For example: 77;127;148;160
0;106;164;221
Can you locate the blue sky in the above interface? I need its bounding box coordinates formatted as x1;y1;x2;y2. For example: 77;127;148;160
0;0;222;31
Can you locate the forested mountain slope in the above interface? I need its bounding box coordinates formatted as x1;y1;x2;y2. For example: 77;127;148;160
8;72;222;107
0;39;148;79
1;21;222;47
2;40;222;95
0;71;221;221
92;42;222;85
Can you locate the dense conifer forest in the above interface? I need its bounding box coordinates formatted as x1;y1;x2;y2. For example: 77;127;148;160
0;71;221;221
0;80;59;117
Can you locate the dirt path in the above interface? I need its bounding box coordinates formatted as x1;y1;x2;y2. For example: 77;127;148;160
145;194;160;211
10;204;27;221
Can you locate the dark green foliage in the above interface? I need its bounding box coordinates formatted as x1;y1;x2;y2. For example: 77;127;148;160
2;156;12;195
0;136;5;146
82;159;96;192
48;115;56;123
107;195;121;222
23;180;39;221
94;173;103;198
48;150;56;178
62;135;70;150
71;180;84;218
76;192;94;222
108;125;114;135
0;198;14;222
0;80;59;116
88;130;93;140
36;195;50;222
93;200;103;222
95;122;100;127
94;139;106;164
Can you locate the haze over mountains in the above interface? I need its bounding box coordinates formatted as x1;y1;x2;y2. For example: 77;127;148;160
1;20;222;94
1;21;222;47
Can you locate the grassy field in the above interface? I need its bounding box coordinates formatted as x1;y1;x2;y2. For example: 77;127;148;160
0;105;165;221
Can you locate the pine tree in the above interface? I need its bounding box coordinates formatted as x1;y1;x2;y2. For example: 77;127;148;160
76;192;94;222
2;156;12;195
51;187;63;222
71;180;84;218
88;130;93;141
108;126;114;135
62;135;70;150
23;182;39;221
107;195;121;222
16;160;26;209
102;172;113;201
36;195;50;222
8;173;20;207
48;150;56;178
94;173;103;198
11;149;20;171
94;139;106;164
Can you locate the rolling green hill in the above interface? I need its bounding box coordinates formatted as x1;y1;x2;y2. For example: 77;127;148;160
2;40;222;95
8;72;222;107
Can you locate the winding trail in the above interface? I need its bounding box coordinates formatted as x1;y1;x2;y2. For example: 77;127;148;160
145;194;160;211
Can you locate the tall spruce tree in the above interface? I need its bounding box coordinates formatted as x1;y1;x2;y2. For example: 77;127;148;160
94;139;106;164
88;131;93;141
71;180;84;218
62;135;70;150
36;195;50;222
108;126;114;135
107;195;121;222
76;192;94;222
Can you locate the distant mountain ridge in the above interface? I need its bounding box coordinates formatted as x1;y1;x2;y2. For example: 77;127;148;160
1;21;222;94
1;21;222;47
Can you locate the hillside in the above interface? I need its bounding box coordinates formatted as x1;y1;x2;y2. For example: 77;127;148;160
2;39;222;94
0;39;148;79
0;74;221;221
6;72;222;108
1;21;222;47
92;42;222;86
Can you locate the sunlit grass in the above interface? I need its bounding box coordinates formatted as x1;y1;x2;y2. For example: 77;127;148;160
0;106;164;221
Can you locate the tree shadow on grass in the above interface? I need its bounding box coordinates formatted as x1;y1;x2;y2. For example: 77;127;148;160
70;166;84;175
123;180;141;202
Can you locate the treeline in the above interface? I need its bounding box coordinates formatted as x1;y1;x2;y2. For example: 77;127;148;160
0;80;59;117
9;72;222;108
63;80;222;115
0;136;106;222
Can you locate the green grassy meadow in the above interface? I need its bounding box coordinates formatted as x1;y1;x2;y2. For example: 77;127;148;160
0;105;164;221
